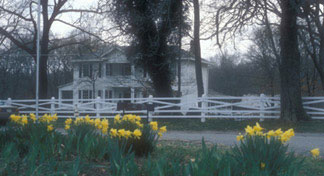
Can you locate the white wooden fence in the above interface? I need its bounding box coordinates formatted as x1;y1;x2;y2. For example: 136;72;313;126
2;95;324;121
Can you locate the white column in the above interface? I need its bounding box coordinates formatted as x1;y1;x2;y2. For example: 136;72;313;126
6;98;12;106
260;94;265;122
131;88;135;103
96;96;101;118
148;95;153;122
201;94;207;123
131;65;135;103
50;97;55;116
58;90;62;108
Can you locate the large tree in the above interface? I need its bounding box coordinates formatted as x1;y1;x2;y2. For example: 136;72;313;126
279;0;308;121
0;0;102;98
211;0;309;121
109;0;186;97
193;0;204;98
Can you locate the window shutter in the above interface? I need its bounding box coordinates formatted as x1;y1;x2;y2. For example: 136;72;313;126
89;64;93;78
98;63;102;78
79;64;82;78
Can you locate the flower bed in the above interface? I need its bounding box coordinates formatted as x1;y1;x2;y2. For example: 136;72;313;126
0;115;321;175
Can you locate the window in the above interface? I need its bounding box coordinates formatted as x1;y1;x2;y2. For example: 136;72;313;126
98;90;102;98
105;90;113;99
62;91;73;99
106;63;112;76
78;90;82;99
82;90;93;99
106;63;131;76
79;64;93;78
98;63;102;78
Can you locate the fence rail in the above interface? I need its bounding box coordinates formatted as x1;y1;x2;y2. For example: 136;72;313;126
2;94;324;121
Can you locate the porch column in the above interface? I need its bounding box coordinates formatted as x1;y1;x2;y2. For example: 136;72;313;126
58;90;62;108
131;88;135;103
131;65;135;103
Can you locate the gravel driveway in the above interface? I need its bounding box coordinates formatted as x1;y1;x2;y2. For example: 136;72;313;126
161;131;324;156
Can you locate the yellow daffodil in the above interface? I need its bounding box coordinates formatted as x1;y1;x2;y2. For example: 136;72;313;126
114;114;121;123
260;162;265;169
118;129;126;137
275;128;283;136
94;118;102;129
266;130;276;139
136;121;143;128
10;114;20;122
101;119;109;129
159;126;167;133
158;132;163;137
110;128;118;137
135;115;141;121
47;125;54;132
310;148;320;158
150;121;158;131
102;128;108;134
245;125;254;136
65;125;70;130
133;129;142;139
253;122;263;132
125;130;132;139
52;114;58;121
65;118;72;125
21;115;28;125
236;133;244;141
30;113;36;122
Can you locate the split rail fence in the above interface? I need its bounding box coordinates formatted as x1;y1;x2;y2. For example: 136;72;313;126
2;95;324;121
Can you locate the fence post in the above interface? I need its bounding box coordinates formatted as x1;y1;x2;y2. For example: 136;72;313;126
6;98;12;106
260;94;265;122
96;96;101;118
201;94;207;123
74;104;79;118
50;97;55;116
148;95;153;122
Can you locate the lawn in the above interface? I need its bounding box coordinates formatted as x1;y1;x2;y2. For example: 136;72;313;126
155;118;324;133
53;117;324;133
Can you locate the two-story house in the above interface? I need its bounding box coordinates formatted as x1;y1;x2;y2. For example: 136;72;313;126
58;46;212;103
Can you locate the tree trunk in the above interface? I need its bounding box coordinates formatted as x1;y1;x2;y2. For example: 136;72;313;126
146;40;174;97
39;33;49;99
318;36;324;91
193;0;204;98
279;0;309;121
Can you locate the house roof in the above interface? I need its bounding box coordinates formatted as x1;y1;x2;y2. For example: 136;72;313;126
70;45;216;66
58;82;73;89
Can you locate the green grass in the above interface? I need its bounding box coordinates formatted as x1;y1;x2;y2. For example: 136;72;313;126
55;118;324;133
53;117;324;133
154;118;324;133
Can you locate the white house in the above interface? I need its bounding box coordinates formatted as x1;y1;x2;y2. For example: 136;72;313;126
58;46;212;103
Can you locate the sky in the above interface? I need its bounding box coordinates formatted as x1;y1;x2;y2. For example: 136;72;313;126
50;0;252;61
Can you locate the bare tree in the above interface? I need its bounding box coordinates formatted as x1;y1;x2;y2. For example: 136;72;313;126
0;0;103;98
298;1;324;91
209;0;309;121
193;0;204;98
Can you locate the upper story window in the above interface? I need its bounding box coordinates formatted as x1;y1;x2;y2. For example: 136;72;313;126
79;63;93;78
106;63;131;76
